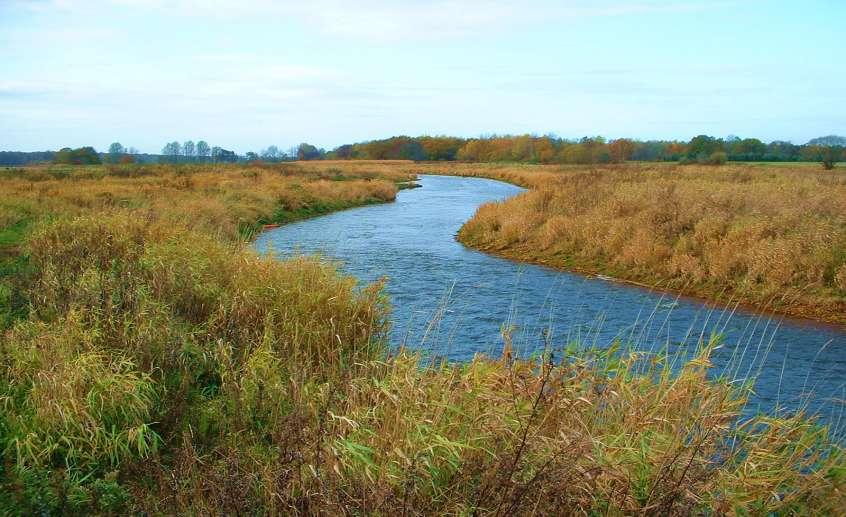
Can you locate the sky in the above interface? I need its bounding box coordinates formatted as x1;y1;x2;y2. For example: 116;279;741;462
1;0;844;154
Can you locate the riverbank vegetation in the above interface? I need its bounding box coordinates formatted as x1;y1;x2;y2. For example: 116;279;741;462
0;162;844;514
408;161;846;324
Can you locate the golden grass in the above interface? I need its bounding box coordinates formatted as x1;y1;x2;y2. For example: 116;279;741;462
394;161;846;324
0;162;408;243
0;161;843;514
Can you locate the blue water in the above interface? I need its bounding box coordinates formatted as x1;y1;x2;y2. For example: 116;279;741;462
255;175;846;430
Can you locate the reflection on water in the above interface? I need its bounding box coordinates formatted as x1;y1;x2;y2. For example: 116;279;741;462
255;175;846;431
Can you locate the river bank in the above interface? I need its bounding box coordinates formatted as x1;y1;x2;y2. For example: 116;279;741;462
374;161;846;326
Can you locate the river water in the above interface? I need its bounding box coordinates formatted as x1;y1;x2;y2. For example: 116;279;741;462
255;174;846;430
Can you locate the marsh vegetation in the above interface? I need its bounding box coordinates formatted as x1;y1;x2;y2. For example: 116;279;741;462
411;162;846;324
0;161;843;514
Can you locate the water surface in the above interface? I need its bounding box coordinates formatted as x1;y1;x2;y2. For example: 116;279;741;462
255;175;846;429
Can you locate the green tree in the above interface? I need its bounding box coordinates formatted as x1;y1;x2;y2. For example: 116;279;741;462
107;142;125;163
297;143;322;161
686;135;724;163
53;146;101;165
821;146;840;170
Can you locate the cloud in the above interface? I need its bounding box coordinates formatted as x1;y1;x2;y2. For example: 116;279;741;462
4;0;716;41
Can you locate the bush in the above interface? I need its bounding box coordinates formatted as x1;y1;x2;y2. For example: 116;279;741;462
822;146;839;170
708;151;728;165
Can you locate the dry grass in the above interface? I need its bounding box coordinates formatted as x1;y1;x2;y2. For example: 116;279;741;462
0;161;843;514
0;162;407;242
408;162;846;324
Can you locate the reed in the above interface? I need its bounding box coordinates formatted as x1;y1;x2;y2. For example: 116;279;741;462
414;162;846;324
0;162;842;514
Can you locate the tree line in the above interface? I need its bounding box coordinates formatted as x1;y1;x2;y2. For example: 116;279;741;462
316;134;846;169
1;135;843;168
159;141;309;163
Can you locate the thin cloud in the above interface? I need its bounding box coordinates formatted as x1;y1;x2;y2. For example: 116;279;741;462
4;1;718;41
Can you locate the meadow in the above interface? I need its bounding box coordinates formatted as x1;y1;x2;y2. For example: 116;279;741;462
0;162;843;514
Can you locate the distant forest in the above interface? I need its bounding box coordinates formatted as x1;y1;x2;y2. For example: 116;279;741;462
2;134;844;168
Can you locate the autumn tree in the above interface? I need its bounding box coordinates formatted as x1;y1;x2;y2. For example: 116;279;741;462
608;138;635;163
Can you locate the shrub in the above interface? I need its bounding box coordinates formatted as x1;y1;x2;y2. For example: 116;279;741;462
822;146;838;170
708;151;728;165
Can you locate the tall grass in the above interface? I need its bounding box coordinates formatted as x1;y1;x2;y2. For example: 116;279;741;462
424;162;846;324
0;162;843;514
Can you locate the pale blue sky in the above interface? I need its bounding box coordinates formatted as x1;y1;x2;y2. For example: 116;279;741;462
1;0;844;153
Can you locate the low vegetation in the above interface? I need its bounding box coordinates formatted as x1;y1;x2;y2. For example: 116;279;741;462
0;162;843;514
420;162;846;324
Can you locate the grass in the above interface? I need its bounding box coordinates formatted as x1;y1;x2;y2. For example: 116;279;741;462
389;161;846;325
0;161;843;514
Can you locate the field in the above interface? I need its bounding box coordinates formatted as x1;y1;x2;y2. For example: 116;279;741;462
0;162;843;514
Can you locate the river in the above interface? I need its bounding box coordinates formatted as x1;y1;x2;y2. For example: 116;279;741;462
255;174;846;431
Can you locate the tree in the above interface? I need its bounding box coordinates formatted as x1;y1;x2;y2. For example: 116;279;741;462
196;141;210;162
297;143;322;161
683;135;724;163
765;141;800;161
162;141;182;163
53;146;101;165
108;142;125;163
183;141;195;162
534;137;557;163
334;144;355;159
245;151;260;162
212;146;237;163
821;146;840;170
261;145;280;161
728;138;766;161
396;139;425;161
419;136;464;161
808;135;846;147
608;138;635;163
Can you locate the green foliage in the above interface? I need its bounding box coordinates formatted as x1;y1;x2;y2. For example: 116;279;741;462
709;150;728;165
821;146;841;170
53;146;101;165
297;142;324;160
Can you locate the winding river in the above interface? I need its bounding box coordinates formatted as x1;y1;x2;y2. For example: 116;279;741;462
255;175;846;430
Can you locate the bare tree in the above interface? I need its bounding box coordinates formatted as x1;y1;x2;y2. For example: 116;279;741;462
183;140;195;162
196;141;210;162
261;145;280;161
